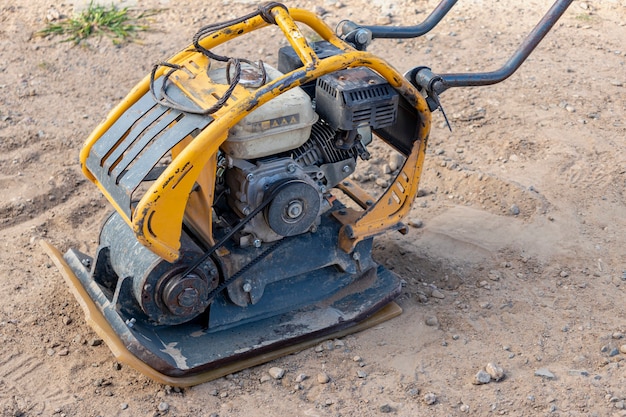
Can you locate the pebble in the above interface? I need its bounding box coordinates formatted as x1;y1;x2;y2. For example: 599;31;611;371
46;348;55;356
613;332;624;339
423;392;437;405
295;373;308;383
352;355;362;362
382;164;392;174
333;339;345;348
473;370;491;385
57;348;69;356
431;289;445;299
121;403;129;410
375;178;389;188
357;370;367;378
486;362;505;381
379;404;393;413
389;153;404;171
62;316;72;325
219;392;228;398
157;402;169;412
408;218;423;228
269;367;285;380
510;204;520;215
620;345;626;354
460;403;470;412
567;369;589;377
534;368;556;380
89;338;103;347
317;372;330;384
608;348;620;357
425;316;439;327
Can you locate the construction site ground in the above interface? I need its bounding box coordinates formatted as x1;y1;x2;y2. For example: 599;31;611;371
1;0;625;416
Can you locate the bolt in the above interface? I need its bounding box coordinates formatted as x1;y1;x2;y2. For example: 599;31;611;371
366;199;374;206
246;173;254;181
342;165;351;173
177;288;199;308
286;201;303;218
286;163;297;173
352;252;361;261
81;258;91;268
242;206;251;215
253;238;262;248
355;29;371;45
243;282;252;293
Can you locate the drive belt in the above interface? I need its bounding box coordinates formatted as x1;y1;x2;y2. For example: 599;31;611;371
181;180;297;299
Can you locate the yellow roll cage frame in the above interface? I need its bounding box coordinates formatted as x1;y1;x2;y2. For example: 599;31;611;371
80;5;431;262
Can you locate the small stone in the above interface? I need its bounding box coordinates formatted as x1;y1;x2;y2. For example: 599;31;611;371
357;370;367;378
209;389;219;396
615;401;625;410
479;301;492;309
269;367;285;380
157;402;169;412
423;392;437;405
565;104;576;113
260;375;271;383
431;289;445;299
559;270;569;278
567;369;589;377
62;317;72;325
486;362;505;381
317;372;330;384
460;404;470;412
608;348;620;357
352;355;362;362
333;339;345;348
382;164;392;174
89;338;103;347
375;178;389;188
314;344;324;352
510;204;520;215
57;348;69;356
379;404;393;413
408;218;423;228
488;270;501;281
219;392;228;398
46;349;55;356
121;403;129;410
613;332;624;339
620;345;626;354
295;373;308;383
473;370;491;385
389;154;404;171
534;368;556;379
425;316;439;326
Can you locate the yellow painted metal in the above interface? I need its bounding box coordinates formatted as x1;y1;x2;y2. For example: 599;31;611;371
79;4;431;262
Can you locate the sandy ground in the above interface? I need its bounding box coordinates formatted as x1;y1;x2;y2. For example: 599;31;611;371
1;0;626;416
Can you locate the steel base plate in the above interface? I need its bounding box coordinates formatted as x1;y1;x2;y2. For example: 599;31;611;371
42;240;402;386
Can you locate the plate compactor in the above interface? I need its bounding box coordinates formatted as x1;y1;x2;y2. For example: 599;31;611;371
43;0;573;385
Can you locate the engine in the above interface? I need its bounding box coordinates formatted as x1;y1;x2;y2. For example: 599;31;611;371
216;62;399;247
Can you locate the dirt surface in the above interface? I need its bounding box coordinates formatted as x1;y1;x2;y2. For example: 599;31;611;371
1;0;626;416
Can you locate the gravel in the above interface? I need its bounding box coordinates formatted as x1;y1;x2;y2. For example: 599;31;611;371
269;367;285;379
317;372;330;384
534;368;556;380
